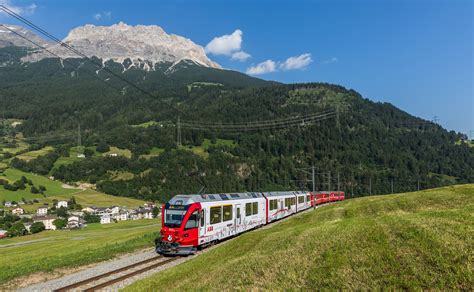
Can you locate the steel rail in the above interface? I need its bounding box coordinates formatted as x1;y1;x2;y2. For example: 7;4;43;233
83;257;179;291
54;255;164;292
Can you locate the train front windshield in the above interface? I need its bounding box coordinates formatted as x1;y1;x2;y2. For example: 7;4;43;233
164;208;187;228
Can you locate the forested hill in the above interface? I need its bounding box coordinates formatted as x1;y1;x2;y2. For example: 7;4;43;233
0;45;473;203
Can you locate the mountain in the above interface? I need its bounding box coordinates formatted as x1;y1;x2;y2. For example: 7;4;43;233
0;24;53;48
0;24;472;203
22;22;221;69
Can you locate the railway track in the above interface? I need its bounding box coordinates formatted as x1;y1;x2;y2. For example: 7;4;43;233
54;255;179;291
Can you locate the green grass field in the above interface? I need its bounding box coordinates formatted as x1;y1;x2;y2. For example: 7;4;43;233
132;121;161;128
179;138;236;158
0;219;160;285
15;146;54;161
0;168;80;202
127;184;474;290
0;141;29;155
139;147;165;160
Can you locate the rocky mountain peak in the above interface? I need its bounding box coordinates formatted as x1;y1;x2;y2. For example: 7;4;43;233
11;22;220;70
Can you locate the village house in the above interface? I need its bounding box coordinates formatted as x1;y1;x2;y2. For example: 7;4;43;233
12;207;24;215
0;229;7;239
144;202;156;209
107;206;120;214
137;208;153;219
56;200;68;209
81;206;95;214
129;209;139;220
37;206;48;216
100;214;111;224
33;215;58;230
114;210;129;221
4;201;14;208
67;216;86;229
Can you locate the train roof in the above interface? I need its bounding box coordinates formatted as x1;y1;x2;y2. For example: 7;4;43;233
262;191;308;197
168;192;265;205
167;191;308;205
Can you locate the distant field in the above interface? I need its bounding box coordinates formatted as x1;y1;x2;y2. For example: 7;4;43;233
52;146;86;170
0;219;160;285
0;141;29;155
180;138;236;158
132;121;161;128
127;184;474;290
15;146;54;161
139;147;165;160
103;146;132;158
0;168;79;202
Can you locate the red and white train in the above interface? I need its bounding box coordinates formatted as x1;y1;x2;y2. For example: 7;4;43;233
156;190;345;255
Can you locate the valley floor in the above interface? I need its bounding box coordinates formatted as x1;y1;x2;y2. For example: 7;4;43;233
126;184;473;290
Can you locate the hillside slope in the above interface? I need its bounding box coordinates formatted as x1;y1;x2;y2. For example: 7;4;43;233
126;185;474;290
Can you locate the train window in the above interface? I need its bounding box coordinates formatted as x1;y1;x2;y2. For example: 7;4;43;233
200;210;205;227
210;206;222;224
230;194;240;198
270;199;277;210
298;196;304;204
208;195;216;200
252;202;258;215
306;195;310;202
245;203;252;216
185;211;199;230
292;197;296;205
223;205;232;221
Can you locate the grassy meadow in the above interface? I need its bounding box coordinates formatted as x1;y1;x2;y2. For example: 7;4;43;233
0;168;80;202
0;219;160;285
127;184;473;290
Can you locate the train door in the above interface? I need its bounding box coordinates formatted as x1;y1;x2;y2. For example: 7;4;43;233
234;204;241;232
199;208;206;239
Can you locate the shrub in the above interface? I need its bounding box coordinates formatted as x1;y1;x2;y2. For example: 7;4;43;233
30;222;45;234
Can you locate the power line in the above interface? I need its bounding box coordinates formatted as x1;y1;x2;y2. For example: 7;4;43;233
181;111;336;131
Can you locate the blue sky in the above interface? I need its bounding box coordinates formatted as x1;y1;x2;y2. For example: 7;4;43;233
1;0;472;135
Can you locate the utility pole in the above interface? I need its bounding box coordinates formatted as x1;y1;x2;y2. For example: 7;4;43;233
417;179;420;191
433;115;440;124
77;122;81;148
177;115;182;147
311;165;315;192
328;172;331;192
391;178;394;194
369;177;372;196
351;181;354;198
337;172;340;192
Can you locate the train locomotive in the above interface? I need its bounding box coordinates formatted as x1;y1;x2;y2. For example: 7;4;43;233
156;190;345;255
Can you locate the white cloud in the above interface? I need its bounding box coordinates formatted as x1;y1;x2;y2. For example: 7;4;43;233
322;57;338;64
93;11;112;21
0;0;37;16
246;60;277;75
205;29;243;56
280;53;312;70
231;51;251;61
